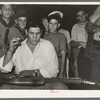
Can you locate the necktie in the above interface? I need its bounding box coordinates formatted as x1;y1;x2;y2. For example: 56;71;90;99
0;15;14;47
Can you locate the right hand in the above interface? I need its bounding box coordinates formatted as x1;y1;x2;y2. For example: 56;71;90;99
93;32;100;41
9;38;20;52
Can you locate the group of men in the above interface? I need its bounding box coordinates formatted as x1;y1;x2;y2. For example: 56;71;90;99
0;4;69;89
0;4;99;89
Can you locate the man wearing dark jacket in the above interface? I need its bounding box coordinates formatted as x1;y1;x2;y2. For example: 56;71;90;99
85;6;100;82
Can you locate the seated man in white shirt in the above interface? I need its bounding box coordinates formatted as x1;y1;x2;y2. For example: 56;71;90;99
0;20;68;89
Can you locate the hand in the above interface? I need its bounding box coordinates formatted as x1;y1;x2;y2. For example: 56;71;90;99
79;41;86;49
90;12;100;24
3;73;16;79
18;70;36;78
9;38;20;52
93;31;100;41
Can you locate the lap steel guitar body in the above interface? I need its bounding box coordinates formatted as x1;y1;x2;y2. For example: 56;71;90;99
1;73;99;86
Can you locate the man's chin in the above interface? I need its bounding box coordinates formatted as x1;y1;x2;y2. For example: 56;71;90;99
50;30;56;33
31;42;38;45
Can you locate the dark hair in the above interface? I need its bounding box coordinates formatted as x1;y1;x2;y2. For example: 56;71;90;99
48;14;62;23
26;19;44;33
76;10;86;16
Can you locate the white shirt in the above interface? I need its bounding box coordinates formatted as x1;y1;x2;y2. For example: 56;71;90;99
71;23;88;42
0;39;59;78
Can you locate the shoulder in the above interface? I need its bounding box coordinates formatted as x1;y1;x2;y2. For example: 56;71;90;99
41;38;53;45
10;24;18;31
9;25;20;35
57;32;66;39
59;29;70;35
72;23;79;29
40;39;55;48
0;21;6;28
10;26;18;33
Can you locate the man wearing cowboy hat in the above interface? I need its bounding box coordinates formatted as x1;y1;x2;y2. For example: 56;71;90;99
8;9;27;44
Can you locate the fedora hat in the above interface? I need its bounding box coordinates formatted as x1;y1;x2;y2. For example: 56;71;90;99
14;9;27;19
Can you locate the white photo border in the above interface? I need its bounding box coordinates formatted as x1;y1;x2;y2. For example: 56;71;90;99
0;2;99;98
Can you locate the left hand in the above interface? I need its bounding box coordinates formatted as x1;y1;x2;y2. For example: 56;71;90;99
79;41;86;49
18;70;36;77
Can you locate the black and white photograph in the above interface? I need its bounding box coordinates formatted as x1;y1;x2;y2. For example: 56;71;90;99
0;2;100;98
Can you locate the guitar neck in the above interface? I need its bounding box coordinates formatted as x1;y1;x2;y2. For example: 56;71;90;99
45;78;99;85
45;77;82;84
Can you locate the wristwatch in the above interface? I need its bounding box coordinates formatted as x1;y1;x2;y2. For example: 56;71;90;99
34;69;38;77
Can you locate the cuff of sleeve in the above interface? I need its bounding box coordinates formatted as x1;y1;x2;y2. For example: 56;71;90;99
39;67;51;78
0;56;12;73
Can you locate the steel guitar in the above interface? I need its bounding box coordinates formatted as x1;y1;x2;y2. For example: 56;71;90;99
1;73;100;86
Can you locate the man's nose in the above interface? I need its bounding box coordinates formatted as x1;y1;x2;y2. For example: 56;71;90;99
51;24;55;27
33;34;37;39
6;9;10;13
22;21;26;25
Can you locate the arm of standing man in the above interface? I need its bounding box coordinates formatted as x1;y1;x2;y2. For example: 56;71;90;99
59;34;67;78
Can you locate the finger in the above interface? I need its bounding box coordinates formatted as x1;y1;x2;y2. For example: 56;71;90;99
18;71;23;77
11;38;20;45
11;38;18;43
19;74;25;78
9;75;16;79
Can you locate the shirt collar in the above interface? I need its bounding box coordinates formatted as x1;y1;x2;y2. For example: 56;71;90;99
21;38;43;46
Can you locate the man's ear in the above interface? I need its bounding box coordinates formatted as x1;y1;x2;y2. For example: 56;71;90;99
76;17;79;20
12;11;14;15
0;10;2;15
15;19;17;24
25;29;28;35
58;23;60;28
86;13;88;17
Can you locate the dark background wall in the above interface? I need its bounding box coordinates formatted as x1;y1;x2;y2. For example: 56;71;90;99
13;5;98;32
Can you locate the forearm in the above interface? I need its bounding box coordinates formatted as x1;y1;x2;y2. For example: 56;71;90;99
67;43;71;59
70;40;80;48
85;22;98;34
60;51;66;74
3;50;13;67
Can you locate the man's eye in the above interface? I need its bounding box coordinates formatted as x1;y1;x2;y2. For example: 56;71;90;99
37;33;41;35
29;32;33;35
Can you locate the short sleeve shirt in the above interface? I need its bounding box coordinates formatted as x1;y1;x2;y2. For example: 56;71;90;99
59;28;71;44
71;23;88;42
43;32;67;57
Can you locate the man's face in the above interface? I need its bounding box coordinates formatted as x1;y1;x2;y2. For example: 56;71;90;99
27;27;42;45
76;11;87;23
49;19;60;33
1;4;13;19
15;17;27;30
